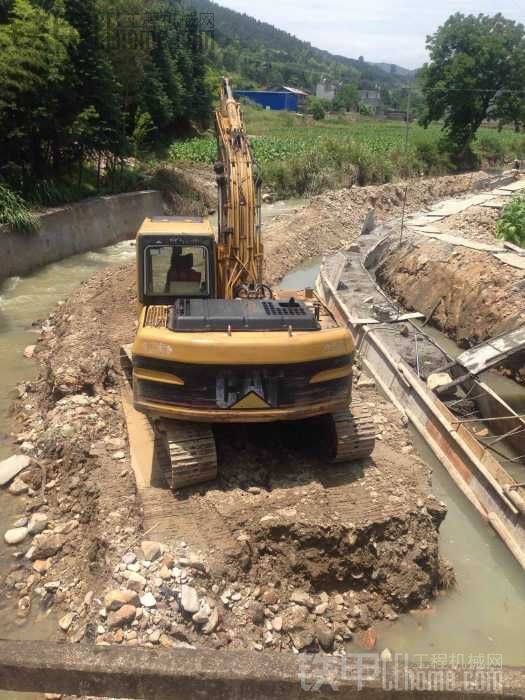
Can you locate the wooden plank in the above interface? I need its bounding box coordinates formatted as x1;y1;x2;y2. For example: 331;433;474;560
456;326;525;374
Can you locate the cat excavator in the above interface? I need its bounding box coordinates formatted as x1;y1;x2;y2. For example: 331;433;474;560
130;78;375;489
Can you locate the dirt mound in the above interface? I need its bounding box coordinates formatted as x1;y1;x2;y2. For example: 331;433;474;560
374;233;525;349
264;172;489;283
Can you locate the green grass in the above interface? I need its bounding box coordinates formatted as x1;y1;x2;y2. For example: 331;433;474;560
0;184;39;234
168;107;525;197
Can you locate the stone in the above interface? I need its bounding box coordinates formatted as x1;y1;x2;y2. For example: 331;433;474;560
32;559;51;574
271;616;283;632
247;602;265;625
427;372;453;395
4;527;28;545
282;605;308;632
315;623;335;651
0;454;31;486
140;592;157;608
104;590;140;611
141;540;163;561
202;607;219;635
122;571;147;592
122;552;136;565
289;627;315;650
159;565;172;580
8;477;29;495
111;451;126;460
261;588;279;605
290;589;315;610
23;345;36;359
105;437;125;451
192;600;211;625
314;602;328;615
357;375;375;389
58;613;74;632
13;517;28;528
357;627;378;650
30;533;65;560
27;512;49;535
107;604;136;629
180;585;199;614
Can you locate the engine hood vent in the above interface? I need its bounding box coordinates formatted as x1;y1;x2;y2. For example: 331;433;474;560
168;298;319;332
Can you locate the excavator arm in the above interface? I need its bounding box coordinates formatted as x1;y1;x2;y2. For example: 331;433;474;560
214;77;264;299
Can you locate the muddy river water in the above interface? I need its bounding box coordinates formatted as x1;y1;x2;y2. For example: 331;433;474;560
0;234;524;695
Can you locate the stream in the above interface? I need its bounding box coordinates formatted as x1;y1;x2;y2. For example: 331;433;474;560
0;232;524;686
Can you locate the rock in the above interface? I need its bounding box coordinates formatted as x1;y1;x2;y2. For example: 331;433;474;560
27;512;49;535
122;552;136;565
357;375;376;389
427;372;454;396
4;527;28;545
61;425;75;438
32;559;51;574
8;477;29;495
357;627;378;650
289;627;315;650
107;604;136;629
0;455;31;486
282;605;308;631
247;602;265;624
314;602;328;615
271;616;283;632
23;345;36;359
105;437;125;451
104;590;140;611
159;565;172;580
202;607;219;634
112;450;126;460
399;324;410;338
290;590;315;610
58;613;74;632
261;588;279;605
180;585;199;614
30;533;65;560
192;600;211;625
381;648;393;663
13;517;28;528
315;623;335;651
140;592;157;608
141;540;163;562
122;571;147;592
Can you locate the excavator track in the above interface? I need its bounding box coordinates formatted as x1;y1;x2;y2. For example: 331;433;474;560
328;403;376;463
158;420;218;490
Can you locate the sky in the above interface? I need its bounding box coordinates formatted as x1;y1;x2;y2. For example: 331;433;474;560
215;0;525;68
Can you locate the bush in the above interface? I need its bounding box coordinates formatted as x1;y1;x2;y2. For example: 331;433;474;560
496;196;525;246
0;184;39;234
475;133;507;166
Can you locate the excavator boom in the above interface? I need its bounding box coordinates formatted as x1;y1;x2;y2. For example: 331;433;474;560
214;77;263;299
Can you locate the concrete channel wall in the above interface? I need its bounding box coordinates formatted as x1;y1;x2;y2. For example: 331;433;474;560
1;640;524;699
0;190;164;281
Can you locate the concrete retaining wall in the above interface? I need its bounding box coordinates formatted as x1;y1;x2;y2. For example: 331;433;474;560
0;190;164;281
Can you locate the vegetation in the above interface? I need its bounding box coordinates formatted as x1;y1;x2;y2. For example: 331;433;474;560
0;184;39;233
420;13;525;167
0;0;212;229
497;196;525;246
169;106;525;197
185;0;414;92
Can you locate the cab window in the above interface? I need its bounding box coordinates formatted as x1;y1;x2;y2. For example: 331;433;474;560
145;245;209;297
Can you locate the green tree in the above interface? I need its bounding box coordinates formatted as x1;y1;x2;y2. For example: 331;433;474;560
420;13;525;166
308;96;325;120
333;83;358;111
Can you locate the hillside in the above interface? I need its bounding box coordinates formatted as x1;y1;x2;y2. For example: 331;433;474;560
183;0;415;92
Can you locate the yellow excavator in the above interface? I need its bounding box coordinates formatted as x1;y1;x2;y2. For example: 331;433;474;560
130;78;374;489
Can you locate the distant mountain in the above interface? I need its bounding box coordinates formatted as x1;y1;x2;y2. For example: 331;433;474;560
372;62;419;79
183;0;416;92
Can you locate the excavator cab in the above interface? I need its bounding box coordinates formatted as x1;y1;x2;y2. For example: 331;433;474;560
136;217;217;306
